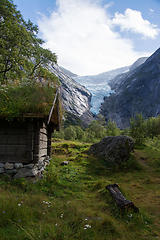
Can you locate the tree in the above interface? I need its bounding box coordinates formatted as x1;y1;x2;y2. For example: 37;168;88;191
64;126;77;140
106;119;120;136
129;113;145;143
0;0;57;84
87;120;106;139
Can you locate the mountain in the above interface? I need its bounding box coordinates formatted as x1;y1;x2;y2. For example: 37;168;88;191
59;66;78;78
47;64;94;125
74;66;131;114
100;48;160;129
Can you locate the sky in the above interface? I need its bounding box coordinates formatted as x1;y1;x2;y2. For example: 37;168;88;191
13;0;160;76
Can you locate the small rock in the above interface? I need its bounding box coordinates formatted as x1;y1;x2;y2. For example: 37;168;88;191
0;168;5;173
6;169;17;174
24;164;34;169
61;161;69;166
37;161;44;170
0;163;4;168
4;163;14;170
14;163;23;169
14;167;38;179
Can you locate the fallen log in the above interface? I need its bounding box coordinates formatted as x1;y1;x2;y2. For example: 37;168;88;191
106;183;139;212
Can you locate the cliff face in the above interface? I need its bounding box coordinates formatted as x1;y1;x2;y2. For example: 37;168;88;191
48;64;94;125
100;48;160;129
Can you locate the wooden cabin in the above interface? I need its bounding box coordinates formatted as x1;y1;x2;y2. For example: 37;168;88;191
0;89;60;165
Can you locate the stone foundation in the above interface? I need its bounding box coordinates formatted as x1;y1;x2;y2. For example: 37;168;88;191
0;156;51;180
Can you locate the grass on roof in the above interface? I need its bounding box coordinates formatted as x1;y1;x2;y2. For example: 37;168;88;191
0;80;59;120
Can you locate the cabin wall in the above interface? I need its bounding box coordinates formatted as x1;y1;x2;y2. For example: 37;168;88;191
0;120;28;163
0;119;54;179
33;122;48;163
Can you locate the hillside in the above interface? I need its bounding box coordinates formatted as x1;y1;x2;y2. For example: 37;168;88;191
0;139;160;239
100;48;160;129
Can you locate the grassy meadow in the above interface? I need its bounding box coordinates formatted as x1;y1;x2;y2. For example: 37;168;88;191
0;138;160;240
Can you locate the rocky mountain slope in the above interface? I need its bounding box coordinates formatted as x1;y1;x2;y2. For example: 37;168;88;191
74;66;131;114
100;48;160;129
48;64;94;125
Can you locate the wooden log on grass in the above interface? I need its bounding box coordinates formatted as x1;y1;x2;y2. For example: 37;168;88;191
106;183;139;212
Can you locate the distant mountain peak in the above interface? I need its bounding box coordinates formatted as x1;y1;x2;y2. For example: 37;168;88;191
100;48;160;129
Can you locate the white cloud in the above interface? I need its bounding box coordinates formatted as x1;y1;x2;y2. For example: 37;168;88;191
38;0;156;76
112;8;159;39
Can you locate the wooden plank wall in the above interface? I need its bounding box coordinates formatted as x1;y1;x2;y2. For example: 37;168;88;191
33;121;48;162
0;121;28;163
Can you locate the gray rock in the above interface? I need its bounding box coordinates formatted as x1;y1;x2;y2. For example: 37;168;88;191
0;168;5;173
14;167;38;179
4;163;14;170
24;164;34;169
14;163;23;169
61;161;70;166
6;169;17;174
88;135;135;163
0;163;4;168
37;161;44;170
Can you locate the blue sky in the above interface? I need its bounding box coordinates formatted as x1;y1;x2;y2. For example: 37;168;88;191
13;0;160;75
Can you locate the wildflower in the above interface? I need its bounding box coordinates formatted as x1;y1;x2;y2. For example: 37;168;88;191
18;204;21;206
60;214;63;218
43;213;45;214
2;211;5;214
84;224;91;228
55;224;57;226
19;220;21;222
145;222;147;224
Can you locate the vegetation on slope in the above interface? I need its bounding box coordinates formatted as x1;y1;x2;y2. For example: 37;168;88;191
0;138;160;239
53;113;160;145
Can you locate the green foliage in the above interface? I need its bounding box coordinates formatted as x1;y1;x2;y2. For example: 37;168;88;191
129;113;145;144
64;125;77;140
129;113;160;144
87;120;107;139
53;119;121;143
0;80;59;120
143;115;160;139
0;0;57;84
106;119;121;136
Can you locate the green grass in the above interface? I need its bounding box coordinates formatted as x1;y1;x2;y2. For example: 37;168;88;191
0;139;160;239
0;81;58;120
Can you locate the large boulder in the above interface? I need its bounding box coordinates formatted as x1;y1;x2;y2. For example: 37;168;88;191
88;135;135;163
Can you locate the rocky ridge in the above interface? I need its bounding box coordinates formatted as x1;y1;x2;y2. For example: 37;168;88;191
100;48;160;129
48;64;94;125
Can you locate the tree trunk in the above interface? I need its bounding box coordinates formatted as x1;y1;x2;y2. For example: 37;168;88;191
106;183;139;212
